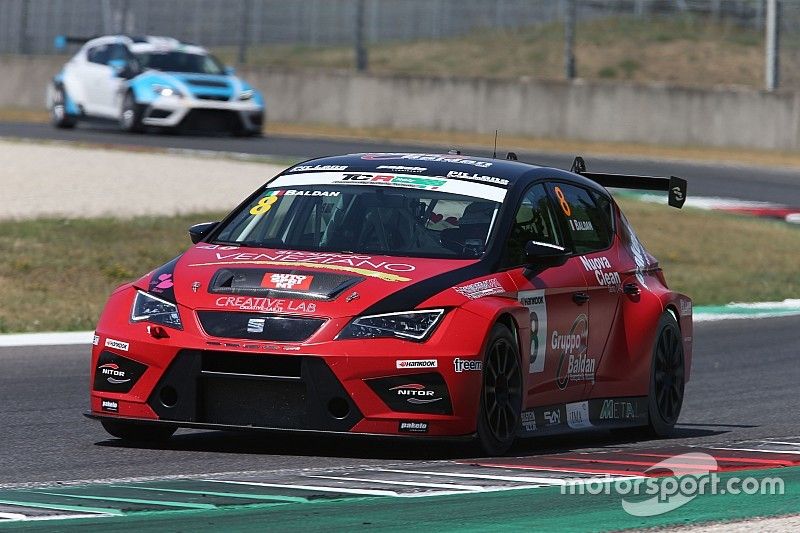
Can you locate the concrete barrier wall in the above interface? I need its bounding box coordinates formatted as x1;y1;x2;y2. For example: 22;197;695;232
3;56;799;151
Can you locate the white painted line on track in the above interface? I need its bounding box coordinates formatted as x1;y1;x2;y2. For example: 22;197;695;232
0;331;93;347
306;475;483;491
202;479;399;497
376;468;638;485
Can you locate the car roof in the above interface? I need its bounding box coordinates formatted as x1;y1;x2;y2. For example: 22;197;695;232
82;35;208;56
285;153;611;199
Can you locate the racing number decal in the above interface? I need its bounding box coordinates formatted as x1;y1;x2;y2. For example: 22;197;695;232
519;290;547;373
554;186;571;217
250;193;280;215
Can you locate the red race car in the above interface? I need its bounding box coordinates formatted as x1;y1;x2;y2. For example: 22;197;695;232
87;152;692;455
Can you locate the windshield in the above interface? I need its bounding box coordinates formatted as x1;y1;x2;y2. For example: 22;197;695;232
213;185;501;259
135;51;224;74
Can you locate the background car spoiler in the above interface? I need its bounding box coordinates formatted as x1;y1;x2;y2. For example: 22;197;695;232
569;156;687;209
54;35;96;50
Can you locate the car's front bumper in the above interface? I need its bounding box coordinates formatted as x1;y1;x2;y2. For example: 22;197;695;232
90;290;491;438
141;95;264;132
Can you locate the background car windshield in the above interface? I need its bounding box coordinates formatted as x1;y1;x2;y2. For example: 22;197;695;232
214;185;500;258
136;52;224;74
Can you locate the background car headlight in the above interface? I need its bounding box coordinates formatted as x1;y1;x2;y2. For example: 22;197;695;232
337;309;444;341
152;84;181;97
131;290;183;330
239;89;255;100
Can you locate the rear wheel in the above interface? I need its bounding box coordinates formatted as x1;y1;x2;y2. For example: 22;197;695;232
647;311;685;436
101;419;176;443
476;323;522;456
50;86;77;129
119;92;144;133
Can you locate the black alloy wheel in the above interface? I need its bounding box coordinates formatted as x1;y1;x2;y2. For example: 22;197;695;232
648;311;685;436
477;323;522;455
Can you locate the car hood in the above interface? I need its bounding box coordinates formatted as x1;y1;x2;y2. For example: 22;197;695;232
137;244;479;318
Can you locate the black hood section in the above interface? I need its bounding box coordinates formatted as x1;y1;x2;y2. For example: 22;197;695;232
208;268;362;301
147;255;182;302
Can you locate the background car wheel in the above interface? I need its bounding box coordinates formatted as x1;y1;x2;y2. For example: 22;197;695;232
50;87;77;129
476;323;522;456
101;419;176;443
119;92;144;133
647;311;685;437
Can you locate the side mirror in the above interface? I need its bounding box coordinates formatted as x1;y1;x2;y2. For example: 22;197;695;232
524;240;569;268
189;221;219;244
108;58;127;75
224;66;236;76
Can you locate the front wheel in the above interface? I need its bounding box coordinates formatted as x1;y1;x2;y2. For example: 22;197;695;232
119;92;144;133
101;419;176;443
50;86;77;129
476;323;522;456
647;311;685;436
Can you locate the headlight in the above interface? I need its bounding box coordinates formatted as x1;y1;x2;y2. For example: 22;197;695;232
152;84;181;97
131;290;183;330
337;309;444;341
239;89;255;101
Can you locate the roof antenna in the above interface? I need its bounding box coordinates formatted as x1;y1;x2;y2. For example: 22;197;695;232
493;130;498;159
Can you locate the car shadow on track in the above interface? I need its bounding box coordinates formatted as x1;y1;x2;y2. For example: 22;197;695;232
94;425;733;460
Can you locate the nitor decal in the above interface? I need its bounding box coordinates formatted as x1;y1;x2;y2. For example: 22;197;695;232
389;383;441;404
98;363;130;385
396;359;437;369
519;290;547;373
554;314;595;390
261;273;313;290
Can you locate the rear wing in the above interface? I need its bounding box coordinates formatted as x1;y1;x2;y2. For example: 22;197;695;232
569;156;687;209
54;35;96;50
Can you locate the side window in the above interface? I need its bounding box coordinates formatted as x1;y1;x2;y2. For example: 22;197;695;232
503;184;562;267
547;183;612;254
87;44;111;65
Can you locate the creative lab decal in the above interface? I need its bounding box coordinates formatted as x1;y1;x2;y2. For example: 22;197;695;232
554;314;595;390
580;255;622;292
454;278;504;300
396;359;438;369
566;400;593;429
261;273;314;290
104;338;129;352
452;358;483;373
519;290;547;373
215;296;316;313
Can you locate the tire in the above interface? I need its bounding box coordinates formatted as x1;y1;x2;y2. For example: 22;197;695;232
647;311;685;437
101;419;177;443
50;86;77;129
476;323;523;456
119;92;144;133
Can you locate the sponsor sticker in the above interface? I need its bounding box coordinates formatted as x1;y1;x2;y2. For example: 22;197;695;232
543;408;562;426
599;399;639;420
452;358;482;373
454;278;504;300
520;410;537;432
519;290;547;373
92;334;100;346
97;363;131;385
446;170;509;186
389;383;443;405
361;153;493;168
104;338;129;352
554;314;595;390
580;255;622;293
566;401;593;429
680;299;693;317
398;421;429;433
215;296;316;313
376;165;427;172
261;273;314;291
396;359;437;369
100;399;119;413
149;273;174;294
290;165;348;172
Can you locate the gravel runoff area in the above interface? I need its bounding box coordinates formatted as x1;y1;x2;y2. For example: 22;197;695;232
0;139;285;219
677;514;800;532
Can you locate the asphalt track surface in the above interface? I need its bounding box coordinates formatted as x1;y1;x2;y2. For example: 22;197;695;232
1;315;798;486
1;121;800;205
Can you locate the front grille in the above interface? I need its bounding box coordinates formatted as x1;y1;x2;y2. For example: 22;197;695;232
186;79;229;88
148;109;172;119
180;109;242;132
195;94;230;101
197;311;325;342
148;351;363;431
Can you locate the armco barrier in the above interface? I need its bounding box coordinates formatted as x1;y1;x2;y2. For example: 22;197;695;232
2;56;799;151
